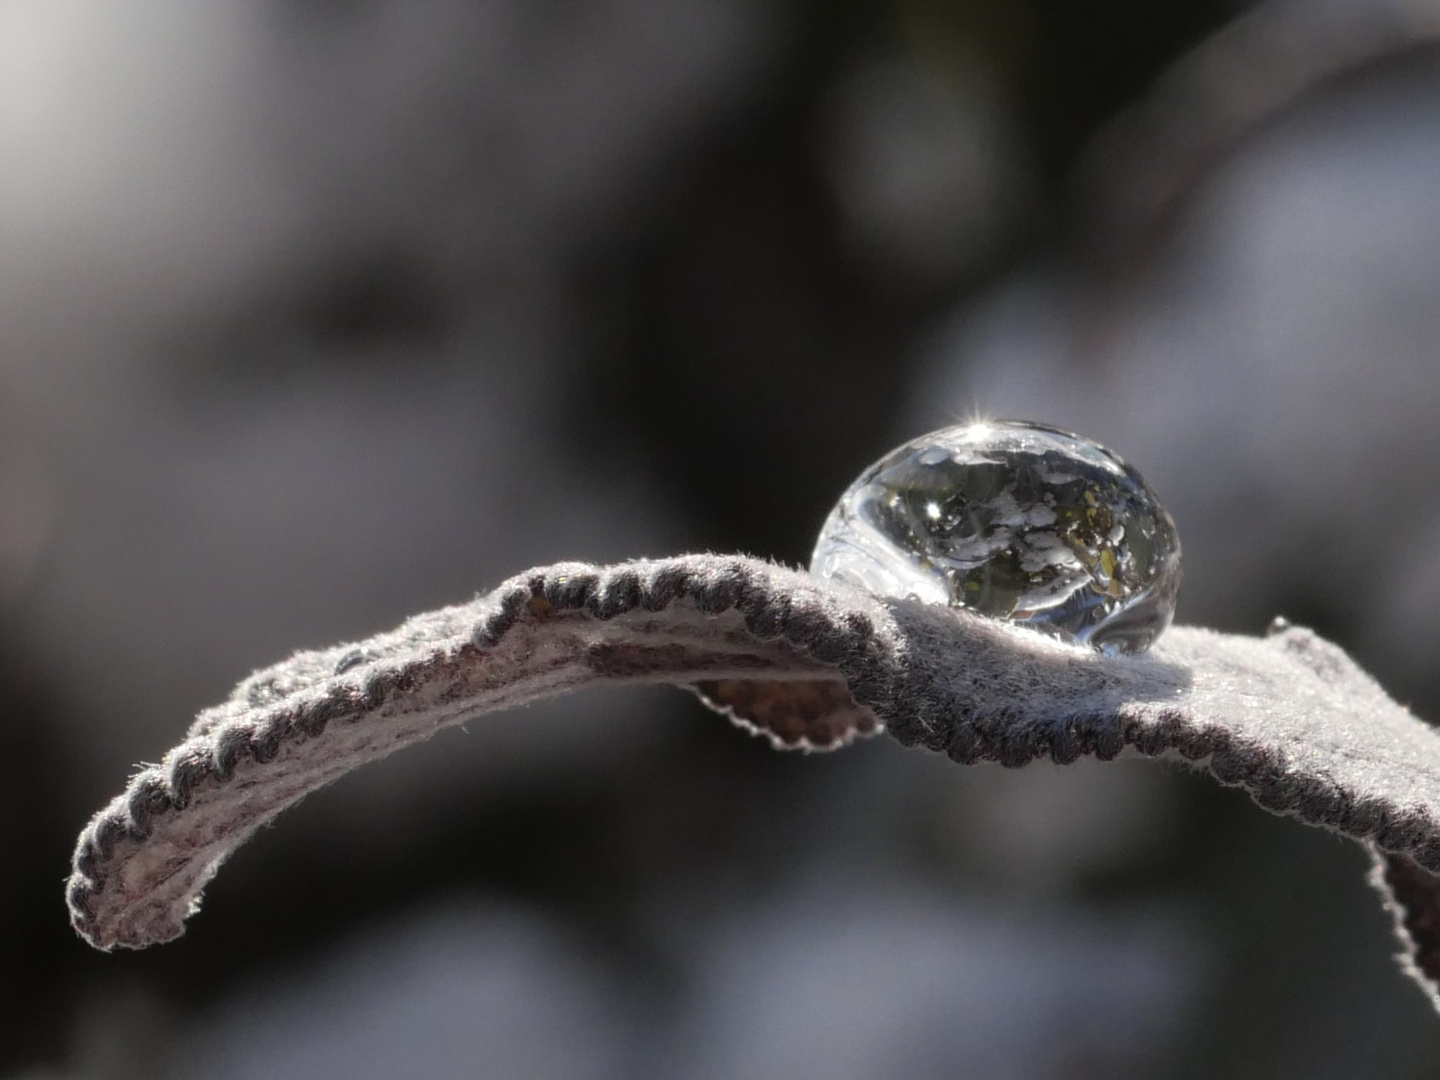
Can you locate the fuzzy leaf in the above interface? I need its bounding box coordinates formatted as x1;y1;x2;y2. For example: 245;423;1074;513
66;554;1440;1010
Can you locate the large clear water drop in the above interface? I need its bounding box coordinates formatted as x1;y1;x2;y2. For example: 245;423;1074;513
811;420;1181;654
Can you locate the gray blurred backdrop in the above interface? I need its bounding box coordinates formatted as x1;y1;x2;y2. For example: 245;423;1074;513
5;0;1440;1076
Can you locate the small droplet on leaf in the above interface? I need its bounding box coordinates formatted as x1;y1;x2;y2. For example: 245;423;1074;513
811;419;1181;654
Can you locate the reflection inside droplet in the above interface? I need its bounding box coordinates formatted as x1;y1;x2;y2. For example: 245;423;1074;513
810;420;1181;654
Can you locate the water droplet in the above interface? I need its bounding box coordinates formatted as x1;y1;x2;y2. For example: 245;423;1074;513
810;420;1181;654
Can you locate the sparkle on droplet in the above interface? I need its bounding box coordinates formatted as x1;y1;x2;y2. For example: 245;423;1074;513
810;419;1181;654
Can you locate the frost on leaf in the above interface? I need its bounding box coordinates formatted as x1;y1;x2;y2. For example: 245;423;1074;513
66;554;1440;1011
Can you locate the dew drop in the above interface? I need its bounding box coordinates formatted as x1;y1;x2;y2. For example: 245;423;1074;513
810;420;1181;654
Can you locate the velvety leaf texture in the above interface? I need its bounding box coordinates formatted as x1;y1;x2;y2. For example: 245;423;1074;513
66;554;1440;1011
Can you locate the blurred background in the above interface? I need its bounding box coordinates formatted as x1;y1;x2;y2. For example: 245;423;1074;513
4;0;1440;1075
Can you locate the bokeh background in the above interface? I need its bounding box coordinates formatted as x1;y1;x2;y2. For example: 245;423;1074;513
5;0;1440;1075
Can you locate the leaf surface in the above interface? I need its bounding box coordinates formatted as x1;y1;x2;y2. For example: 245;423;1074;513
66;554;1440;1009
